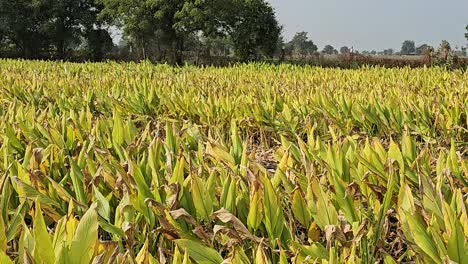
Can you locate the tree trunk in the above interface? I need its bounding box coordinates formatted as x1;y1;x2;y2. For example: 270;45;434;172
141;39;147;60
174;37;184;65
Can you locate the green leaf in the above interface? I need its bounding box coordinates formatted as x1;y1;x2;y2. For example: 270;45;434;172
12;177;61;210
112;110;124;146
388;139;404;176
93;187;110;221
69;160;87;209
135;238;149;264
309;179;337;229
191;173;212;221
230;120;243;165
170;156;186;186
0;250;13;264
247;190;263;231
0;212;6;252
207;143;236;169
173;246;183;264
262;177;285;247
175;239;223;264
69;205;99;264
33;202;55;264
406;214;440;263
291;241;329;261
6;202;27;242
444;203;467;263
279;248;288;264
220;176;236;213
98;216;125;238
291;189;311;227
52;217;67;260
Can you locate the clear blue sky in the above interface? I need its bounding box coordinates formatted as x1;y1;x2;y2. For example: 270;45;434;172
268;0;468;51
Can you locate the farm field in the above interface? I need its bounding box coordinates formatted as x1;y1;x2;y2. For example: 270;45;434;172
0;59;467;263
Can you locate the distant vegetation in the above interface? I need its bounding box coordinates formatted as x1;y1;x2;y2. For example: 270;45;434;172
0;1;467;67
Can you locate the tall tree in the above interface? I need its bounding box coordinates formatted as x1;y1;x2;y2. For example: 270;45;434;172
85;28;114;60
437;40;451;60
415;44;432;55
339;46;350;54
230;0;281;61
288;32;317;58
46;0;84;58
99;0;280;63
383;49;394;56
400;40;416;55
322;44;337;55
99;0;232;63
0;0;52;58
98;0;167;61
465;25;468;41
0;0;112;59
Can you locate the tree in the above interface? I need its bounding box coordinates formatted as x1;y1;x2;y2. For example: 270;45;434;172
339;46;350;54
45;0;112;59
99;0;280;63
439;40;451;52
322;44;337;55
85;28;114;60
383;49;394;56
0;0;52;58
99;0;183;62
47;0;83;58
400;40;415;55
0;0;111;59
230;0;281;61
415;44;432;55
465;25;468;41
287;32;317;58
437;40;451;60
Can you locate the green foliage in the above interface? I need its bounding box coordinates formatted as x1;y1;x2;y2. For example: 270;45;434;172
400;40;416;55
286;31;318;58
322;44;337;55
230;0;282;61
339;46;350;54
0;0;112;59
415;44;432;55
98;0;281;63
465;25;468;41
0;60;466;263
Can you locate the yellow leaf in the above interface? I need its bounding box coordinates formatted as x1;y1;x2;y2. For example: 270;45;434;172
33;202;55;264
135;238;149;264
0;213;6;252
69;205;99;264
308;221;321;242
0;250;13;264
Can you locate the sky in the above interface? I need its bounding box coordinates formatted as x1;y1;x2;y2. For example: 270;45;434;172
267;0;468;51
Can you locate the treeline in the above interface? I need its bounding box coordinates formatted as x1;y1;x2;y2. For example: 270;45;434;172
0;0;113;60
0;0;281;63
1;1;467;66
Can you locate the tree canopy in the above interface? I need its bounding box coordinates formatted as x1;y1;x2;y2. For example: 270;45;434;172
465;25;468;41
400;40;416;55
322;44;337;55
415;44;432;55
339;46;350;54
0;2;466;63
286;32;318;58
0;0;280;63
0;0;112;59
97;0;280;63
